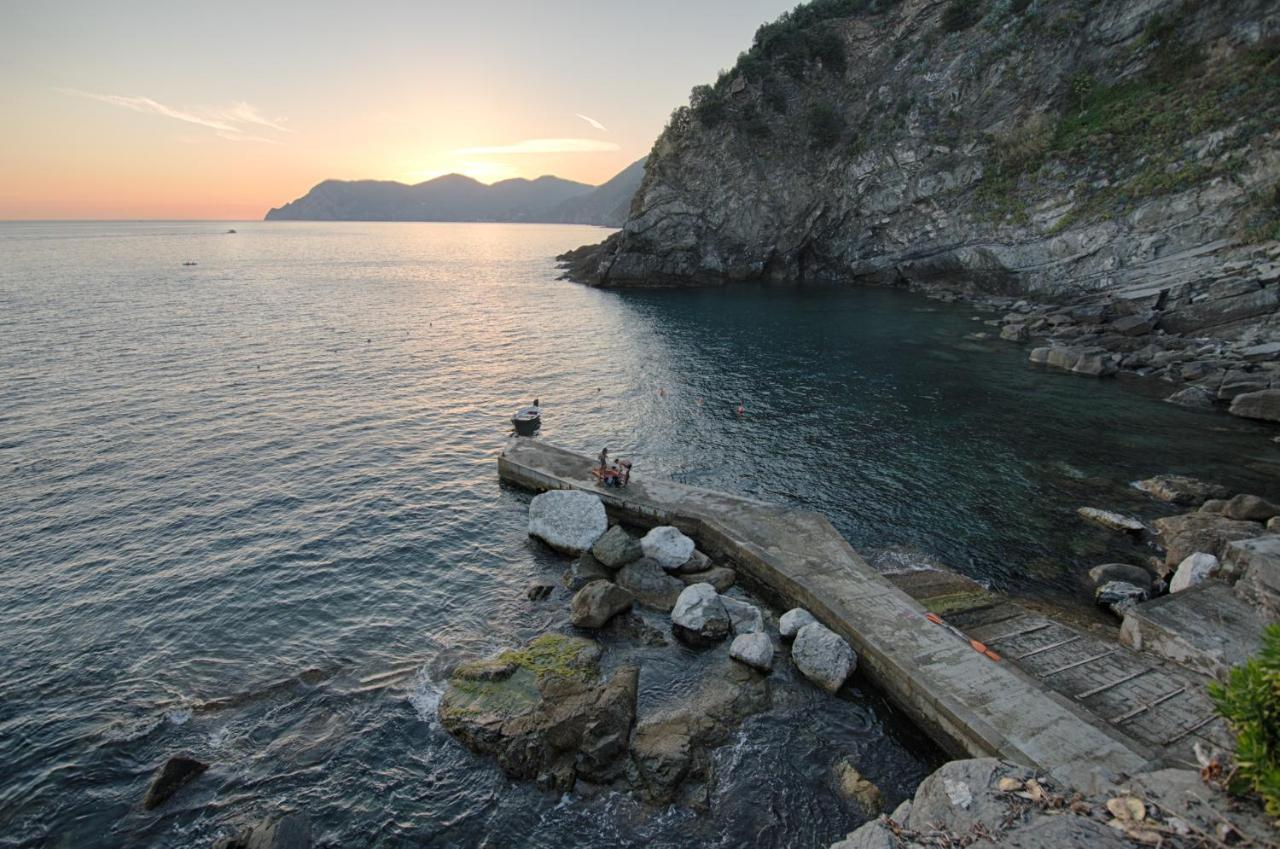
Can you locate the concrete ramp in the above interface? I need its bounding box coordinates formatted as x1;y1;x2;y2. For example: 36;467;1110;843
498;438;1154;788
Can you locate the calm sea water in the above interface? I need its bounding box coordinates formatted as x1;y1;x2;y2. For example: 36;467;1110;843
1;221;1276;848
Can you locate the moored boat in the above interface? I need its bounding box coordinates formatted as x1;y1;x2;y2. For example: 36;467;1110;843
512;402;541;436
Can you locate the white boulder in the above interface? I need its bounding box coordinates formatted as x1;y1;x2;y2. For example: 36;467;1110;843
792;622;856;693
729;632;774;671
670;583;730;645
641;526;696;570
721;596;764;634
779;608;817;638
528;490;608;555
1170;552;1220;593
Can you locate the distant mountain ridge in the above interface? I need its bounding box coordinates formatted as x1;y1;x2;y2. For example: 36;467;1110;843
265;158;645;225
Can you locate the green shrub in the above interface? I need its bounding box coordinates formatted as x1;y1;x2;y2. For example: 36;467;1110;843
1242;182;1280;245
762;77;790;114
942;0;982;32
806;102;846;148
1210;623;1280;821
691;86;728;127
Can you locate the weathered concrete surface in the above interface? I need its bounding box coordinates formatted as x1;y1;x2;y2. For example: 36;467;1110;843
498;439;1151;787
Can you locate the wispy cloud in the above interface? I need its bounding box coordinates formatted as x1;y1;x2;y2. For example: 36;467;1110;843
456;138;620;156
575;113;608;132
57;88;291;143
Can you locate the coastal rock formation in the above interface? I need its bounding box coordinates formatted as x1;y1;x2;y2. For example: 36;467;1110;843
1224;493;1280;522
1077;507;1146;535
143;755;208;809
729;632;774;671
721;596;765;634
438;634;637;790
1087;563;1155;595
832;760;884;815
528;490;608;555
670;583;731;645
616;557;685;611
214;814;312;849
676;565;736;592
563;552;611;591
1095;580;1148;615
562;0;1280;360
640;526;696;570
1152;512;1264;571
1134;475;1232;507
791;622;856;693
779;607;817;638
1169;552;1221;593
1229;388;1280;422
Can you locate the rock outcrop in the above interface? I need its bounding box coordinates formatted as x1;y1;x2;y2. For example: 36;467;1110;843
791;622;857;692
563;0;1280;369
528;490;608;555
143;755;208;810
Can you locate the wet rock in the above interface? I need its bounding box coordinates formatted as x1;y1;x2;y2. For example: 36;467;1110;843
792;622;856;693
616;557;685;611
1076;507;1146;535
1169;553;1220;593
591;525;642;569
1226;536;1280;617
1229;388;1280;423
779;608;817;638
438;634;636;790
999;323;1028;342
1224;493;1280;522
626;660;769;805
671;583;731;645
563;552;612;591
528;490;608;555
1095;581;1148;616
721;596;764;634
905;759;1034;835
729;632;774;671
641;526;696;570
1270;517;1279;532
1087;563;1154;594
215;813;312;849
672;547;712;575
676;565;736;592
1072;352;1118;377
1133;475;1231;506
833;759;883;814
570;581;634;629
1153;513;1264;571
526;581;554;601
1199;499;1228;514
602;611;670;646
143;755;208;810
1165;386;1217;409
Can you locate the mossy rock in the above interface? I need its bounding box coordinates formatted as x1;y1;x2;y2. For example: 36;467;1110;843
440;634;602;724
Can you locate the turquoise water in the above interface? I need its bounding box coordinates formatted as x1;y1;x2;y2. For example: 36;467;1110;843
1;221;1276;848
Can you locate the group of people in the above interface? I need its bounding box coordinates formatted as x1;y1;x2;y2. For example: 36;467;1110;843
594;448;632;488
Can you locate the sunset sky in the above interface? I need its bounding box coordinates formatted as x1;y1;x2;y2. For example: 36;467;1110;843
1;1;797;220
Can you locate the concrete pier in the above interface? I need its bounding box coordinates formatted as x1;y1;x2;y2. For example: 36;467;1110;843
499;438;1154;788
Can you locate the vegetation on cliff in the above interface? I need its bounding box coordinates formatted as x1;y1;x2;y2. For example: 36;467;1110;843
1211;623;1280;821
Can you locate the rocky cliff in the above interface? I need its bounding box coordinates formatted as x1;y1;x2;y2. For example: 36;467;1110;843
567;0;1280;343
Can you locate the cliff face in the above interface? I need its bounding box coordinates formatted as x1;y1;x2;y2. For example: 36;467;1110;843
573;0;1280;341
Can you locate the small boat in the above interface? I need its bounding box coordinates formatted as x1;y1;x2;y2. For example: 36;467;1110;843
511;401;541;436
226;229;237;234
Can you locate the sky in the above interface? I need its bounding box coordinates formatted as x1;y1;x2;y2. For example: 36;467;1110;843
0;0;798;220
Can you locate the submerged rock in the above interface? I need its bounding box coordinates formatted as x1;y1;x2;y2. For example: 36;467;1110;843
570;581;634;629
526;581;554;601
791;622;856;693
143;755;208;810
1169;553;1220;593
1077;507;1146;535
833;759;883;814
615;557;685;611
591;525;642;569
729;632;774;671
438;634;636;790
641;526;696;570
528;490;608;555
1133;475;1231;507
779;608;817;638
671;583;731;645
214;813;312;849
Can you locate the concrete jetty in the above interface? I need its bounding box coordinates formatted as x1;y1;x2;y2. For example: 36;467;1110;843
499;438;1154;788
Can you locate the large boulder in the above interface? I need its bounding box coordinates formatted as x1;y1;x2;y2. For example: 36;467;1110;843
616;557;685;611
1153;513;1265;571
721;596;764;634
1226;535;1280;618
1133;475;1231;506
1169;553;1220;593
1224;493;1280;523
671;583;731;645
570;581;634;629
833;759;883;814
779;608;817;638
438;634;637;790
591;525;642;569
1095;581;1148;616
143;755;208;809
729;632;774;671
791;622;856;693
528;490;607;555
640;526;696;570
1229;388;1280;423
562;552;611;591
